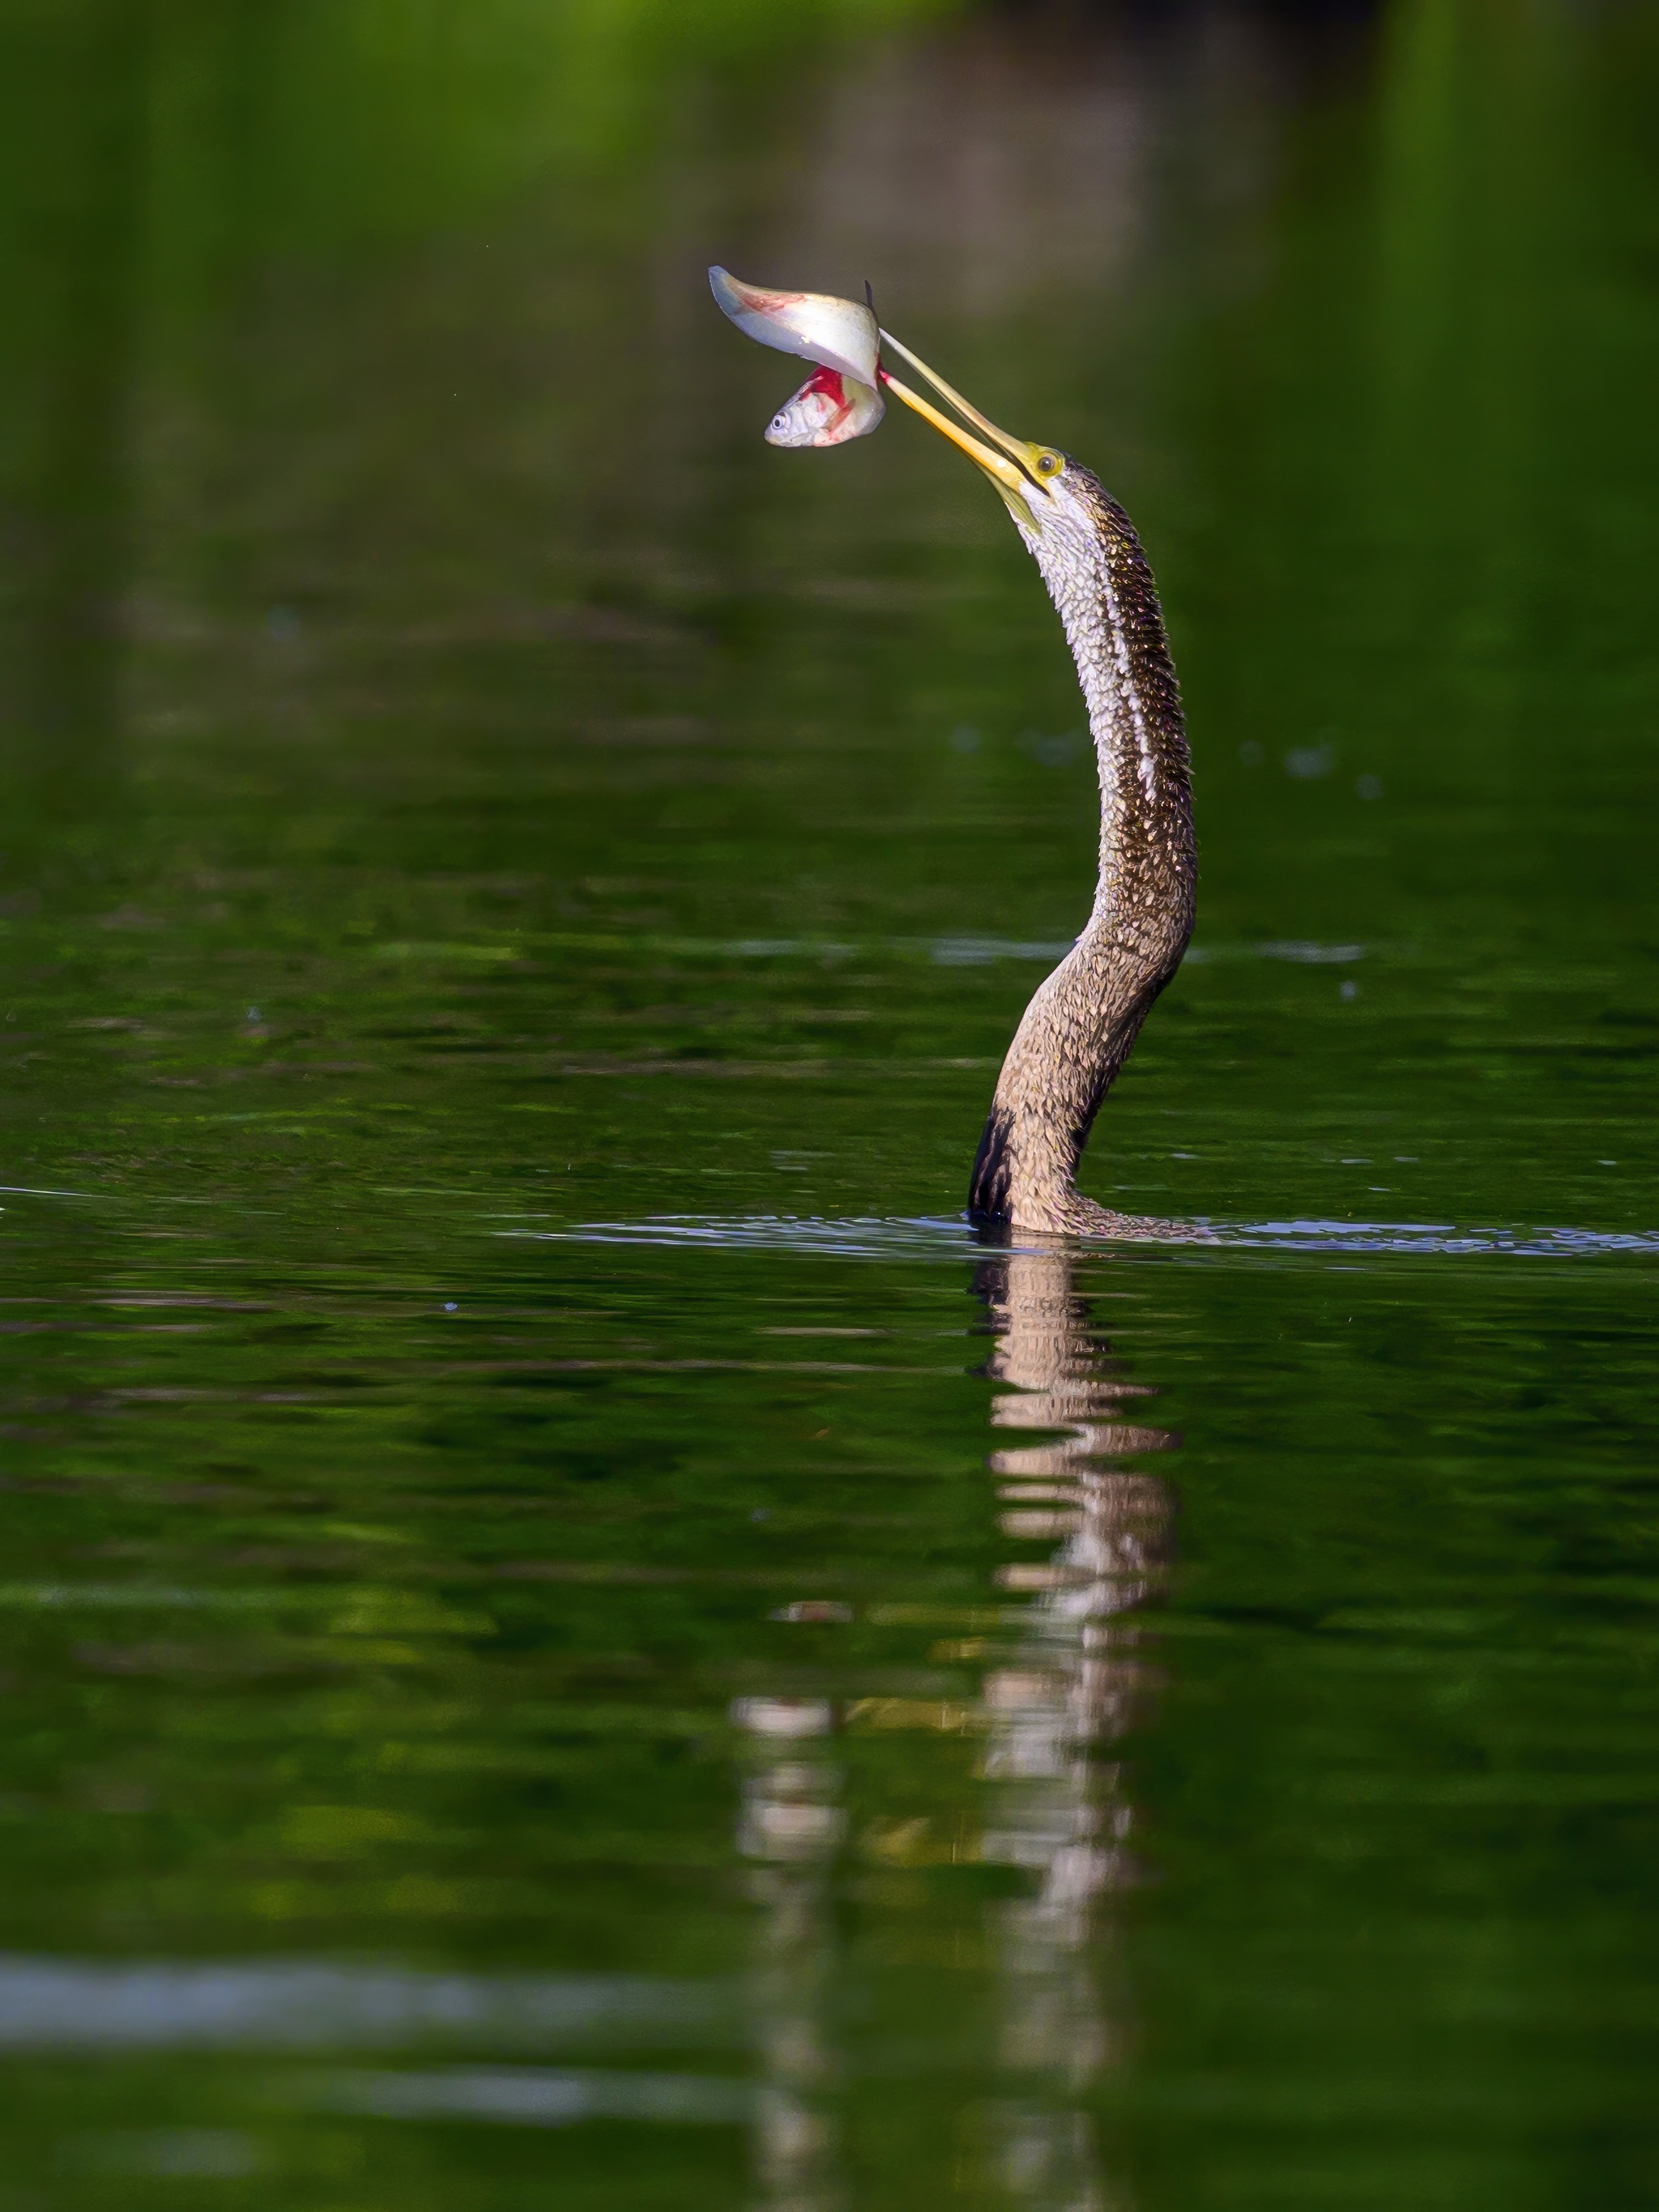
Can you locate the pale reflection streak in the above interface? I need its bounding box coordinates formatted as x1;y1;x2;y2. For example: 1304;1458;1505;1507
976;1244;1173;2210
735;1247;1173;2209
732;1695;846;2212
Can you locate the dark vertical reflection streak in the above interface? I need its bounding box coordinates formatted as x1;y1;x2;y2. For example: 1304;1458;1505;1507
0;0;151;798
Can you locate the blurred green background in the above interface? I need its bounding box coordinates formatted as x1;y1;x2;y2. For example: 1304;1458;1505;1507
0;0;1657;2206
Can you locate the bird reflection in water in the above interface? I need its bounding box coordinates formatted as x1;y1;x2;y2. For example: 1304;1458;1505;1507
977;1242;1173;2208
734;1244;1175;2209
732;1691;845;2210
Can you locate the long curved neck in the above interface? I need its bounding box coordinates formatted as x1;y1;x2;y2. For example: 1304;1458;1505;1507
970;472;1195;1234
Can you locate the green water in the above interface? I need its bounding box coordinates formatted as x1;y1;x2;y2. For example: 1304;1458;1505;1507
1;0;1658;2203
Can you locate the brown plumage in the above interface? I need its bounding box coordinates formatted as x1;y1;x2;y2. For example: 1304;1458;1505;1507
969;464;1196;1234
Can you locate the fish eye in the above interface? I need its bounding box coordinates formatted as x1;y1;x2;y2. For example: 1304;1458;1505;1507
1034;450;1062;478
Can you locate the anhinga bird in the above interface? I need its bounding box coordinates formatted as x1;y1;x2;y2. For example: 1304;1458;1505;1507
711;271;1196;1237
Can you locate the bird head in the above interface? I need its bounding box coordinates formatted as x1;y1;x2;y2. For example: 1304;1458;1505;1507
872;326;1071;539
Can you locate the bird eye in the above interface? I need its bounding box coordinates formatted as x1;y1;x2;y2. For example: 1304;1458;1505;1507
1035;450;1061;477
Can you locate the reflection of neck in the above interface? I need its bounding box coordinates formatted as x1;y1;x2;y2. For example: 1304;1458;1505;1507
970;477;1196;1235
732;1250;1182;2210
978;1243;1176;2202
989;1250;1171;1473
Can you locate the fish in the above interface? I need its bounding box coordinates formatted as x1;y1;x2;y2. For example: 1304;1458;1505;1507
709;266;887;450
708;266;881;385
765;364;885;449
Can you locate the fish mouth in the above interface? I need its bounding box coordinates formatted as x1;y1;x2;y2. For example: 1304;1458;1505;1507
876;331;1057;522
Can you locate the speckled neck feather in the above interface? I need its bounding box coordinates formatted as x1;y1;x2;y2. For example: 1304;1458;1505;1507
969;467;1195;1236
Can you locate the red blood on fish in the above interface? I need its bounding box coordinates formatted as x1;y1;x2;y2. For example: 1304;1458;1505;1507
800;365;851;431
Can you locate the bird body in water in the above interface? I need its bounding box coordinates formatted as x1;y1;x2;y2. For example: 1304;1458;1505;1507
710;274;1196;1237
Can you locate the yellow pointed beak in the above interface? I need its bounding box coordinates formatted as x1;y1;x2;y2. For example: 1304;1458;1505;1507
877;330;1049;522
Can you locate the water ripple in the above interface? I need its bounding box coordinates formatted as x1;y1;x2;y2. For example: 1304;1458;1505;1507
0;1957;736;2049
299;2065;756;2126
511;1215;1659;1261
